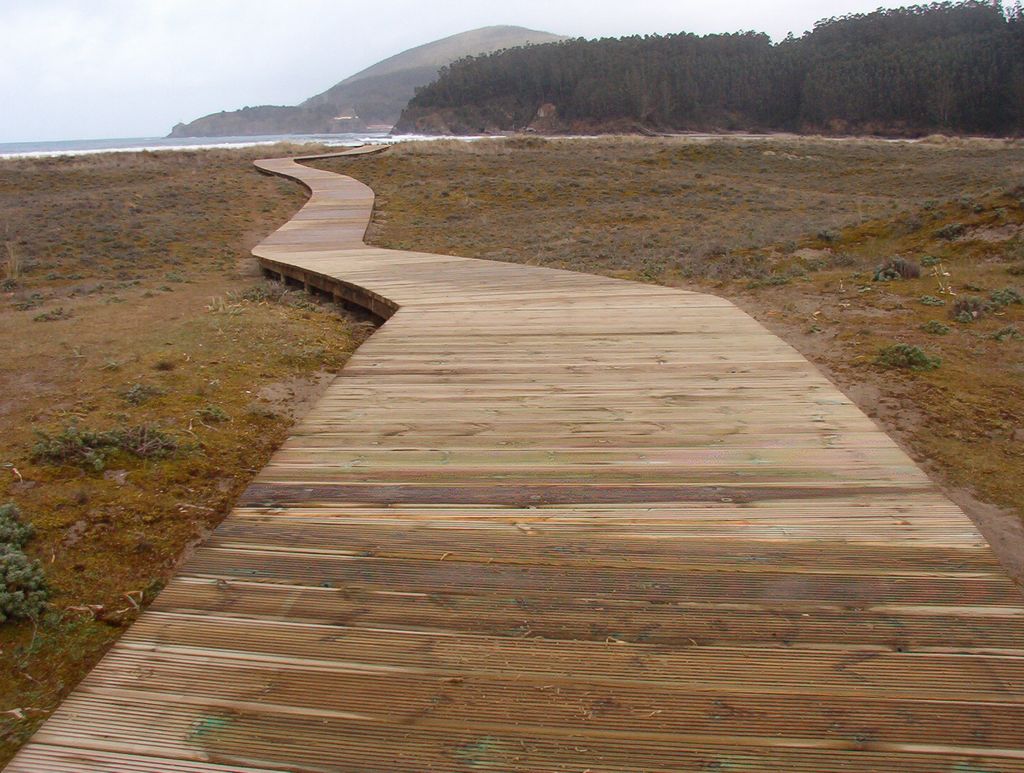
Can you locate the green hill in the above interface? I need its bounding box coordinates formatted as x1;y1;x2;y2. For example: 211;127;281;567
168;26;564;137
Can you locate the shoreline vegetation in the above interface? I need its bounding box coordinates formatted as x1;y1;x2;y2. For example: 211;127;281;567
0;132;1022;761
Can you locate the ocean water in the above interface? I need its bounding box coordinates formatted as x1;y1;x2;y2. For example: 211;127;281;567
0;132;404;159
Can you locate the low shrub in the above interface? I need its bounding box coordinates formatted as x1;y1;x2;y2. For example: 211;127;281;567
114;425;180;459
32;423;180;471
992;326;1022;342
0;503;33;548
32;425;115;471
919;295;945;306
935;222;966;240
0;503;47;624
241;281;291;303
195;404;230;423
989;287;1023;308
0;546;47;623
876;344;941;371
121;382;166;406
921;255;941;267
921;320;950;335
873;258;921;281
14;294;44;311
32;307;72;322
747;274;791;289
952;295;989;323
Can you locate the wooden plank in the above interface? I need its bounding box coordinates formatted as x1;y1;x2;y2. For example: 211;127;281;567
9;145;1024;772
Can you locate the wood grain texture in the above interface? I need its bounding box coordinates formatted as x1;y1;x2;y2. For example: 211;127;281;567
9;146;1024;772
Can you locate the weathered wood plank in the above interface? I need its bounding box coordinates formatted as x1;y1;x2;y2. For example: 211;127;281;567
9;146;1024;772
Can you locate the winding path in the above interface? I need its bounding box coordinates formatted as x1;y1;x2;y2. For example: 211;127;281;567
9;147;1024;771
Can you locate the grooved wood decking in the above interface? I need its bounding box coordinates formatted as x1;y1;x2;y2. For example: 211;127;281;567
9;146;1024;772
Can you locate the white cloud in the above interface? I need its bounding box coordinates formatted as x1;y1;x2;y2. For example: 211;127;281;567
1;0;921;142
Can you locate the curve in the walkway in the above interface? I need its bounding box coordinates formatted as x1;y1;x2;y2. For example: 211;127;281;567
8;145;1024;772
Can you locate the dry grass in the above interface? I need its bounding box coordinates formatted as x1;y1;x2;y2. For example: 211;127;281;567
316;135;1024;561
3;241;20;285
324;136;1024;282
0;144;371;762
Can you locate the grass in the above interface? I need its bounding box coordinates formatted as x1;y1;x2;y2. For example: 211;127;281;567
0;143;371;762
314;134;1024;539
3;241;21;288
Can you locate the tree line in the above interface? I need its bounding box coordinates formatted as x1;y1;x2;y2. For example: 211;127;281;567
396;2;1024;136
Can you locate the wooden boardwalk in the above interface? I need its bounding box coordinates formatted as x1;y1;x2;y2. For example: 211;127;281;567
9;147;1024;771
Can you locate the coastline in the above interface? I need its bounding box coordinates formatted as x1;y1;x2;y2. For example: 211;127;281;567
7;129;1019;161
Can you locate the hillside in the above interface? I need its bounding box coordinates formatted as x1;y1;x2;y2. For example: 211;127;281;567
396;2;1024;137
168;26;564;137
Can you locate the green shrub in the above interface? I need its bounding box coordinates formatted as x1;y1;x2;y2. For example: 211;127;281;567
241;281;290;303
0;545;47;623
195;404;230;423
113;425;180;459
0;503;33;548
32;307;72;322
876;344;941;371
32;423;179;471
873;258;920;281
992;326;1022;342
14;294;44;311
32;425;114;471
989;287;1023;308
921;255;941;267
952;295;989;323
921;320;950;335
936;222;966;240
121;382;166;406
919;295;945;306
0;502;46;624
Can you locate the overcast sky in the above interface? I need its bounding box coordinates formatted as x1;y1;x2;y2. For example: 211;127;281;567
2;0;922;143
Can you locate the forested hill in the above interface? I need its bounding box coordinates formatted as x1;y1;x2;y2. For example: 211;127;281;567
168;26;564;137
395;2;1024;137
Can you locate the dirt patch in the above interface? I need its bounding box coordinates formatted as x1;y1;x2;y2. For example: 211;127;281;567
256;370;339;419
